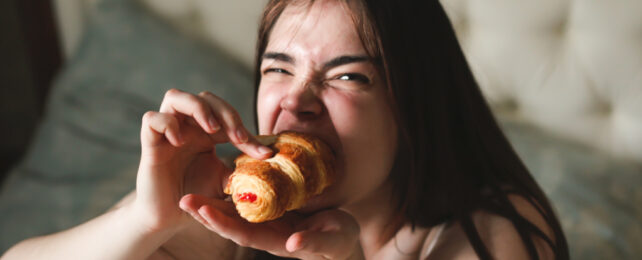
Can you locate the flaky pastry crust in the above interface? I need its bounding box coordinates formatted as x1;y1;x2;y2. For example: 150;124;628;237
224;131;335;223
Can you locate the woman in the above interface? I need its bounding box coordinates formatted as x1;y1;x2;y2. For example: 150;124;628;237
2;0;568;259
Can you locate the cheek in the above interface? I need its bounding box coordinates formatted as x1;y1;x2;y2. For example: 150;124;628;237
325;90;398;200
325;90;396;145
256;83;282;135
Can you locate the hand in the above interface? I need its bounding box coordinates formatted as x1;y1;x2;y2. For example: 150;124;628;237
179;194;362;260
132;89;273;234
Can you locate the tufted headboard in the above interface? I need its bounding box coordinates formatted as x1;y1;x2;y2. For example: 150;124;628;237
54;0;642;162
442;0;642;162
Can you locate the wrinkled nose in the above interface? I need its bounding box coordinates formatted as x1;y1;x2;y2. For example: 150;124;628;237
280;81;323;120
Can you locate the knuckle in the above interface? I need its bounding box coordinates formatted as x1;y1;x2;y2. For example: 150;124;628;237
166;115;178;127
185;92;206;106
193;98;211;115
164;88;181;98
142;111;155;122
198;91;213;97
182;92;199;103
200;91;222;101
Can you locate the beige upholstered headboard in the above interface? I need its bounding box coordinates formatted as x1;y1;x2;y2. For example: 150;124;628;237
442;0;642;162
53;0;642;161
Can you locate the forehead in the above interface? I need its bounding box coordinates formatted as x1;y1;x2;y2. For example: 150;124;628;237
266;0;366;60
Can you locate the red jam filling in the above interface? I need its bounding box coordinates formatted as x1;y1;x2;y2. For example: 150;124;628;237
237;192;257;203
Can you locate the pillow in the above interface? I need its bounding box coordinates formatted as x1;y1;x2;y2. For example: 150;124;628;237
499;118;642;259
0;0;254;252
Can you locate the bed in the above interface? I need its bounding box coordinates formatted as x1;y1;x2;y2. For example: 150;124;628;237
1;0;640;258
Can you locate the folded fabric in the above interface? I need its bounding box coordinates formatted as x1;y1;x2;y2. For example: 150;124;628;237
0;0;254;252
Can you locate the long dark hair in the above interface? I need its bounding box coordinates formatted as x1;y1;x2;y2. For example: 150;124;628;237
253;1;569;259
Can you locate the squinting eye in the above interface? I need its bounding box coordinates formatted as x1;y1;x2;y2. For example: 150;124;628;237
263;68;291;75
337;73;370;84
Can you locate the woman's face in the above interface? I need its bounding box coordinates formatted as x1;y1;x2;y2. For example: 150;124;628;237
257;0;397;211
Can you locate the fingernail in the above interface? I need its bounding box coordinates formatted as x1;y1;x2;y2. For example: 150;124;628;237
258;146;272;155
209;118;220;132
236;129;248;143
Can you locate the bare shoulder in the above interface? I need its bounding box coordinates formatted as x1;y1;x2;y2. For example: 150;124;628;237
424;194;555;260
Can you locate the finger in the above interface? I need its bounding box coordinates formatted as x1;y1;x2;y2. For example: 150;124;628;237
198;91;273;159
179;193;237;217
159;89;220;134
295;209;357;233
197;91;245;144
181;194;288;250
287;210;360;258
141;111;183;147
287;230;355;259
235;136;274;159
180;196;236;236
198;205;288;250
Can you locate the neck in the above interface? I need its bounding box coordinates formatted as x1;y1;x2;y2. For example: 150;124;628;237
341;182;400;258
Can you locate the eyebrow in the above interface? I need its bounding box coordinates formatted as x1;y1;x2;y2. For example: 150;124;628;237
262;52;371;70
262;52;294;63
322;55;370;70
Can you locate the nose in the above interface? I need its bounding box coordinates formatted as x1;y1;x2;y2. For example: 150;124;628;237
280;80;323;120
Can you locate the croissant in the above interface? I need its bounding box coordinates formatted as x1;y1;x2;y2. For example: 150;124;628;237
223;131;335;223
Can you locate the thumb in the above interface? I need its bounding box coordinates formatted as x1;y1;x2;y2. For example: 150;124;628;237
286;230;358;259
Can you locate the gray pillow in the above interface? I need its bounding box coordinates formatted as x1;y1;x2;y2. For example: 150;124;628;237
500;119;642;259
0;0;255;252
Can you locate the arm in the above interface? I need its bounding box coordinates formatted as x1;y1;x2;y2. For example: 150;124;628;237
2;202;175;260
3;89;361;260
2;89;272;260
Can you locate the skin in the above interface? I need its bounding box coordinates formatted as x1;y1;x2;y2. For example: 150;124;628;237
256;0;401;257
257;0;398;216
1;0;556;259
